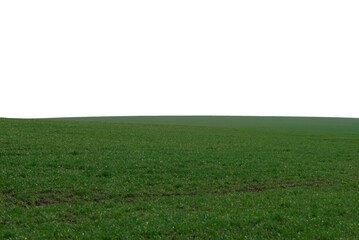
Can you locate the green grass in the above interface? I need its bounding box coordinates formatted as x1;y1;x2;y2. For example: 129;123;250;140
57;116;359;134
1;116;359;239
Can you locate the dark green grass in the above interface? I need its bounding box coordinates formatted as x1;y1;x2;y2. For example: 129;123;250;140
57;116;359;134
1;117;359;239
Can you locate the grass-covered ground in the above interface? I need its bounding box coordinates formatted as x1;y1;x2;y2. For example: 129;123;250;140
1;116;359;239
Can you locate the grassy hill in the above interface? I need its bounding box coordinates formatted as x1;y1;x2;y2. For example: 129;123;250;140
58;116;359;134
1;116;359;239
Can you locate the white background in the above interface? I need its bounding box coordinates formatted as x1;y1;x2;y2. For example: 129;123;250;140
1;0;358;118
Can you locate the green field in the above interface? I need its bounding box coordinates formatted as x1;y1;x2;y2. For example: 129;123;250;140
1;116;359;239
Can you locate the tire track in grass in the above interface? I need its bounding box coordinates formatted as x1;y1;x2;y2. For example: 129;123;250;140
1;180;332;207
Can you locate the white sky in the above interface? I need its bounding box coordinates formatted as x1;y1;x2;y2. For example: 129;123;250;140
1;0;358;118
